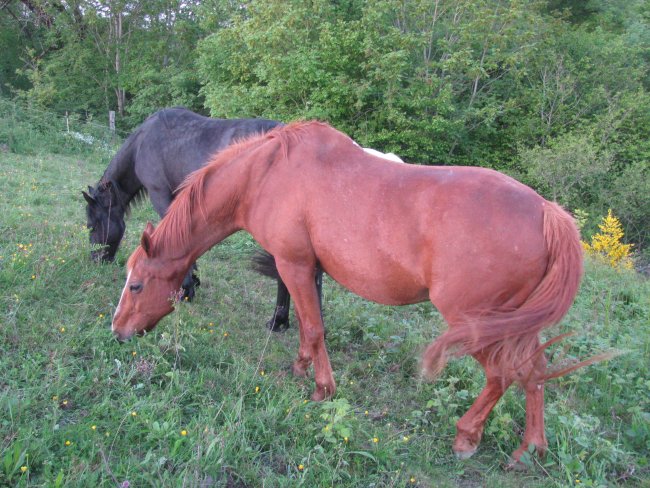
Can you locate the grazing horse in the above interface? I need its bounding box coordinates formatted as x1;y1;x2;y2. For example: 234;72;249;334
82;107;310;329
112;121;588;462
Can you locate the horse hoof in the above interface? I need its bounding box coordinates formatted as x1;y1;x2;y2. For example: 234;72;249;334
453;431;480;460
453;447;477;460
505;457;530;471
311;385;334;402
311;390;326;402
267;318;289;332
182;287;195;302
292;362;309;378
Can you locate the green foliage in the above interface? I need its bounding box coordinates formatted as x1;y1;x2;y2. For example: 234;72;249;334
2;0;649;246
317;398;356;444
519;131;611;208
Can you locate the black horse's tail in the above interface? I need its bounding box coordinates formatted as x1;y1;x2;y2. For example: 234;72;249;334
251;250;281;280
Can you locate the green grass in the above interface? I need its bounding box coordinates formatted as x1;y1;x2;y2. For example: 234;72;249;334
1;150;649;487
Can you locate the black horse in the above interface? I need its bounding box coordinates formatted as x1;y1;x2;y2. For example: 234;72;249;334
83;107;322;331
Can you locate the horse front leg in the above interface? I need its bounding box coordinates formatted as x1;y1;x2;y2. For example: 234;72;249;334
181;262;200;301
277;261;335;401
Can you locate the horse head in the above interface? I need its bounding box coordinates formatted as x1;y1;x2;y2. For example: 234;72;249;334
111;222;186;341
82;181;126;262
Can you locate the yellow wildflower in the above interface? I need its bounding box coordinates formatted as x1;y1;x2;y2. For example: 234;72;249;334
582;209;633;269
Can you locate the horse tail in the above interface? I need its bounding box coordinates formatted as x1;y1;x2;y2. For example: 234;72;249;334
422;201;591;381
251;249;281;280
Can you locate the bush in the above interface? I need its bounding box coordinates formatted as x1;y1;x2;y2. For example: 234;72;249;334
582;209;634;270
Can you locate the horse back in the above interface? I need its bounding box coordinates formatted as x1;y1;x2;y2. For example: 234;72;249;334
132;108;281;198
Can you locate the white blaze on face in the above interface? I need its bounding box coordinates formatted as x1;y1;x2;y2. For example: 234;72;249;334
112;268;131;331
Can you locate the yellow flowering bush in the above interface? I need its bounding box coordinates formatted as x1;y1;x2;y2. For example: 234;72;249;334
582;209;634;269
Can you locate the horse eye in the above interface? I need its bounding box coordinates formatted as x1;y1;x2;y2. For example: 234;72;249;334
129;283;143;293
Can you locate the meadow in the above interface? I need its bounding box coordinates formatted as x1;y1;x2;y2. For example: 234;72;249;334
1;146;649;487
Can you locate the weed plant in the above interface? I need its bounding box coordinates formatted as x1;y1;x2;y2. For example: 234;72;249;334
0;146;648;486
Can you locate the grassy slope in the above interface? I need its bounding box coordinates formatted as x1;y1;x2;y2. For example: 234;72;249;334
0;151;648;487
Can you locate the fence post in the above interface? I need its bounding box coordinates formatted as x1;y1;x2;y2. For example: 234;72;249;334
65;111;70;132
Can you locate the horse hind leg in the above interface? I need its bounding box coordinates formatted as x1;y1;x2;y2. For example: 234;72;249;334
509;346;548;466
453;350;513;459
267;278;291;332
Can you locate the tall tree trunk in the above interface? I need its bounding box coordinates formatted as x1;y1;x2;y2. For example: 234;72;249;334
113;11;125;117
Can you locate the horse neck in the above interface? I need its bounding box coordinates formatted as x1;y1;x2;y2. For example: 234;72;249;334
156;161;247;267
102;131;143;202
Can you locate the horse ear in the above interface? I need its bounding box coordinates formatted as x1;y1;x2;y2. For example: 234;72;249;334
82;191;96;205
141;222;156;257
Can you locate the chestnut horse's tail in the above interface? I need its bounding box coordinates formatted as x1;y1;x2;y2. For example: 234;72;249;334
422;202;588;381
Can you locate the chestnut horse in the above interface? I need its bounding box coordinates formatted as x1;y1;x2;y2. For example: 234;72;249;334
112;121;586;462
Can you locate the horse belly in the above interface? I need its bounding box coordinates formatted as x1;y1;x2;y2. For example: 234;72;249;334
310;225;431;306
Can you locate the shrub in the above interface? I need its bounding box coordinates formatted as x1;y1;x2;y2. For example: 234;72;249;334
582;209;634;269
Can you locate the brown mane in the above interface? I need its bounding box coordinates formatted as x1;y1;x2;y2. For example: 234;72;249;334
128;121;328;267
